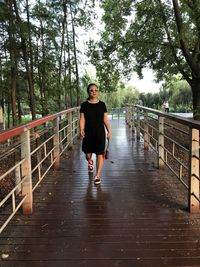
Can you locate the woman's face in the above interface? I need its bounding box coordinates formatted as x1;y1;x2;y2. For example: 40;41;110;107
88;85;99;98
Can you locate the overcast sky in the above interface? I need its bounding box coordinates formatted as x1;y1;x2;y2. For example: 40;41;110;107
127;68;162;93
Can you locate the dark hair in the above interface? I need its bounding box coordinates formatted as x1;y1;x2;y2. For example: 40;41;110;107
87;83;98;93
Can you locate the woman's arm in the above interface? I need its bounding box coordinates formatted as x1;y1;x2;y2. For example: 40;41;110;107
79;113;85;138
104;113;111;140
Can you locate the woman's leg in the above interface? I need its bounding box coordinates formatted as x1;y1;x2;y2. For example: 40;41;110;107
86;153;92;161
96;154;104;178
86;153;93;172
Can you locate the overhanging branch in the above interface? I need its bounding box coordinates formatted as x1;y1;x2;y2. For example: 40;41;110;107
156;0;192;85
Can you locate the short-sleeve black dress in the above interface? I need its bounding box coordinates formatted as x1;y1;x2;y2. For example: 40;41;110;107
80;100;107;155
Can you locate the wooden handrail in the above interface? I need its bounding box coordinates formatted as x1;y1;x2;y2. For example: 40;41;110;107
135;105;200;128
0;107;79;142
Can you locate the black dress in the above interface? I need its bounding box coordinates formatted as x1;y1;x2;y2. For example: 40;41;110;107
80;100;107;155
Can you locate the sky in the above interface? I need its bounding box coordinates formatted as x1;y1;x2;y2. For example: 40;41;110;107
127;68;162;93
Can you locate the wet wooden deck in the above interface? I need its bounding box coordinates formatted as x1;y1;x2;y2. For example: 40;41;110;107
1;119;200;267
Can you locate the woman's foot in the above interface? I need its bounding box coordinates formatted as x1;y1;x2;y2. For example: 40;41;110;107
94;175;101;185
88;159;94;173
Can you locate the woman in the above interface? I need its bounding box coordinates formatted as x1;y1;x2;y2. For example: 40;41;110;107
79;83;111;185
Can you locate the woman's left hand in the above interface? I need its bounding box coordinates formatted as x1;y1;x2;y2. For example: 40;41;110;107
107;131;111;140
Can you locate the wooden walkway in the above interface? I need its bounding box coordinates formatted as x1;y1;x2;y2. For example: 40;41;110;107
1;119;200;267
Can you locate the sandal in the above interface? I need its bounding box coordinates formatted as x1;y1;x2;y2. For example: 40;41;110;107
88;159;94;173
94;176;101;185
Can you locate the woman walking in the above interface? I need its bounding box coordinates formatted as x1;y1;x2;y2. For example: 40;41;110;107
79;83;111;185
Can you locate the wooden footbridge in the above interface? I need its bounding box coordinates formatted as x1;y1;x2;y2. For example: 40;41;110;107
1;106;200;266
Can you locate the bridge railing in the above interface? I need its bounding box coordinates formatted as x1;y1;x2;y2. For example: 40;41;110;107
107;107;126;119
0;107;80;233
126;105;200;213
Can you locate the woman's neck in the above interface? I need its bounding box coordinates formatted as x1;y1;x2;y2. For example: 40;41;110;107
88;98;99;103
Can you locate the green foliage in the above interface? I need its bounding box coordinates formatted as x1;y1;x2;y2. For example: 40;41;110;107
142;76;192;112
1;0;199;125
88;0;200;118
100;84;139;108
0;0;98;126
167;76;192;112
139;92;162;109
136;74;192;112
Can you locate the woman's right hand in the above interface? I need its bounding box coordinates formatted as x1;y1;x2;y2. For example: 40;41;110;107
80;129;85;138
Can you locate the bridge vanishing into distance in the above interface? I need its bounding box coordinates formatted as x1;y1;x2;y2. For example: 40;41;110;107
1;106;200;266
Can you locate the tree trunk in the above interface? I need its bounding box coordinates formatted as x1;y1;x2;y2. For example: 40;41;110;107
17;96;22;124
9;0;17;126
66;6;72;107
58;0;67;110
64;48;68;108
26;0;36;119
13;0;36;120
36;40;43;115
191;78;200;120
10;65;17;126
0;57;4;130
7;98;11;129
38;17;48;116
70;3;80;106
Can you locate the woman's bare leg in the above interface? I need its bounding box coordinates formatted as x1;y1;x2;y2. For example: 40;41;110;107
86;153;92;161
86;153;93;173
96;154;104;178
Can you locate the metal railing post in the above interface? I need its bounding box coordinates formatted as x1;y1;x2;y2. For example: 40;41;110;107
131;106;135;134
128;107;132;132
125;105;131;125
158;116;165;169
125;106;128;123
76;109;80;136
53;116;60;170
144;111;149;150
68;111;73;149
15;165;21;194
136;108;140;140
189;128;200;213
21;129;33;214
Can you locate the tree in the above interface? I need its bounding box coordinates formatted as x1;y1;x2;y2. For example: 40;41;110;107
70;1;80;106
100;84;139;108
8;0;17;126
0;0;98;127
90;0;200;119
14;0;36;119
165;76;192;112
